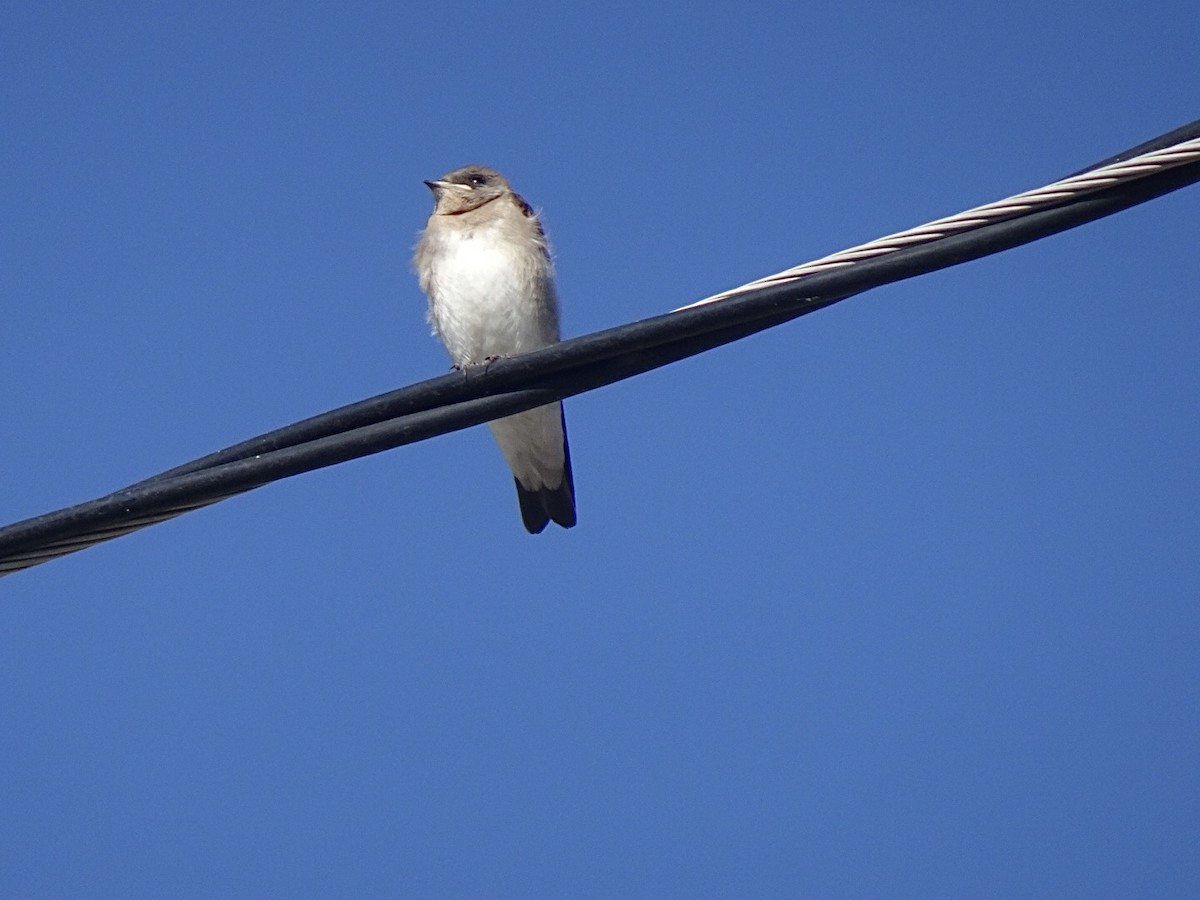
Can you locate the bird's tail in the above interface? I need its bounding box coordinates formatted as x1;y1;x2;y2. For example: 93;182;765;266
514;413;576;534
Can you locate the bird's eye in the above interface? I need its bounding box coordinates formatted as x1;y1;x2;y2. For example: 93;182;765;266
468;173;489;186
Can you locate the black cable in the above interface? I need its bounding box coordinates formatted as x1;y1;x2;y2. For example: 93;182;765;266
2;120;1198;575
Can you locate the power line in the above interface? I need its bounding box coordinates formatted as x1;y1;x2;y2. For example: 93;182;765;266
3;120;1198;576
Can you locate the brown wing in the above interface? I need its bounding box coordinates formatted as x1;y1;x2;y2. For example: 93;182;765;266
511;190;537;221
510;191;552;262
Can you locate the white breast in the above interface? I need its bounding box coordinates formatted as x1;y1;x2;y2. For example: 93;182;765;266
425;225;552;366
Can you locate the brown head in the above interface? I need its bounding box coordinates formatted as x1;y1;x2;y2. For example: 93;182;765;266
424;165;513;215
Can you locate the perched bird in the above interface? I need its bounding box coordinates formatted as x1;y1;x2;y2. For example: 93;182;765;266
412;165;576;533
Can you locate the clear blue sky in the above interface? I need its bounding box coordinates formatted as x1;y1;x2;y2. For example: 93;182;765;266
3;3;1197;896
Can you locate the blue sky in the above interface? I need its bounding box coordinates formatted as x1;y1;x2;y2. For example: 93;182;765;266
2;2;1197;896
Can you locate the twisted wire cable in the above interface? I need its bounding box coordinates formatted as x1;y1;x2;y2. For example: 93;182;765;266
2;120;1198;576
678;134;1200;310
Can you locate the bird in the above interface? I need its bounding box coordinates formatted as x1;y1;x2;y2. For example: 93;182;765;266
412;165;576;533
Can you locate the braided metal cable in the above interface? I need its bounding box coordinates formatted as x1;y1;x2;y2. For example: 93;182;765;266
678;137;1200;310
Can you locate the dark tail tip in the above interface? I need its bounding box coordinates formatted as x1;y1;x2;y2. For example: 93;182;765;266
515;479;576;534
514;408;577;534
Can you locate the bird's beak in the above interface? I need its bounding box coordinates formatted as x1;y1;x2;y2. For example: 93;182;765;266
424;179;469;194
